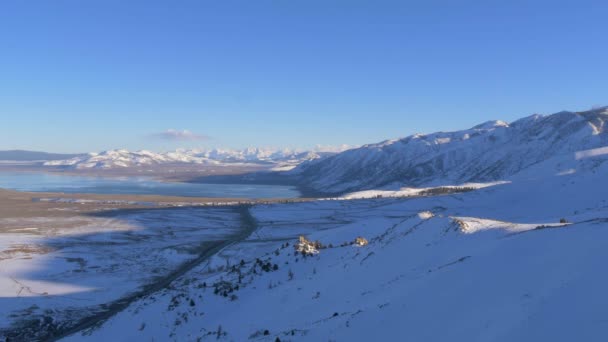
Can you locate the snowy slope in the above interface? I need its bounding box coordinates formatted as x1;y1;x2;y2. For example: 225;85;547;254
5;108;608;341
57;148;608;341
294;107;608;194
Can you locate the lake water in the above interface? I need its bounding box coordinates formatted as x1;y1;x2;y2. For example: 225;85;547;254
0;172;300;198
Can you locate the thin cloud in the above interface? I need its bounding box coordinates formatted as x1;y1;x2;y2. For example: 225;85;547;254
150;129;210;141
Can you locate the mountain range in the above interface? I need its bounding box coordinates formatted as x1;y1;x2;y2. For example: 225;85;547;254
292;107;608;195
3;107;608;197
3;106;608;341
40;147;345;170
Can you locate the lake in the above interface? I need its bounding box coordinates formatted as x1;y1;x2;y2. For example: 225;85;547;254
0;172;300;198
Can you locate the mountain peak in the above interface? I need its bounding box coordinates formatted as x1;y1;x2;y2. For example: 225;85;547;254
294;108;608;195
472;120;509;130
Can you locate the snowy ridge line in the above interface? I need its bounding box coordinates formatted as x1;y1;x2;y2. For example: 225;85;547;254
294;107;608;194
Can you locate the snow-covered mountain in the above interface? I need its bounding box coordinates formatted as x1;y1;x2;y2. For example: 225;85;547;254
4;108;608;341
294;107;608;194
43;149;210;169
44;147;345;170
49;147;608;341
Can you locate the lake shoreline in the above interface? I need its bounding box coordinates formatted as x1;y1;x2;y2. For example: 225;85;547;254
0;171;303;199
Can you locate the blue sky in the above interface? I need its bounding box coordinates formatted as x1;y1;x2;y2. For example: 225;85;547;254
0;0;606;153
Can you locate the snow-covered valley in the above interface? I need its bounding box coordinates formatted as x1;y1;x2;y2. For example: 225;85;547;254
79;156;608;340
4;0;607;339
0;205;253;340
1;108;607;341
0;139;603;340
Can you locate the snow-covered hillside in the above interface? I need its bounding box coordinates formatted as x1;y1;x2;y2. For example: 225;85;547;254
294;107;608;194
52;145;608;341
3;107;608;341
44;147;344;170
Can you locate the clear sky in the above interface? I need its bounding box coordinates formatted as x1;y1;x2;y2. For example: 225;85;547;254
0;0;606;153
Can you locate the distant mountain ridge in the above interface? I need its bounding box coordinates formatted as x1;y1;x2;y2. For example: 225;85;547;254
0;150;83;161
43;147;350;170
293;107;608;195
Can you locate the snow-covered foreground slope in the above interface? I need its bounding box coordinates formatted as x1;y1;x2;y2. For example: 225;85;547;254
294;107;608;194
60;152;608;341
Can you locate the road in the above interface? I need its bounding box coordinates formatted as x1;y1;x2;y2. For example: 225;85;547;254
1;205;258;342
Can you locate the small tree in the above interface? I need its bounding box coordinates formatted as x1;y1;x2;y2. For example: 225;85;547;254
354;237;369;246
216;325;223;339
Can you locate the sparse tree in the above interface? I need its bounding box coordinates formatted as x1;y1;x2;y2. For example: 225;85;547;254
354;237;369;246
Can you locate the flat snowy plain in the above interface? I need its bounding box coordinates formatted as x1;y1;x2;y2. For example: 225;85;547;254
0;191;255;340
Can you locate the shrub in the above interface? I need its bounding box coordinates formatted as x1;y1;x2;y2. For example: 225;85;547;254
354;237;369;246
